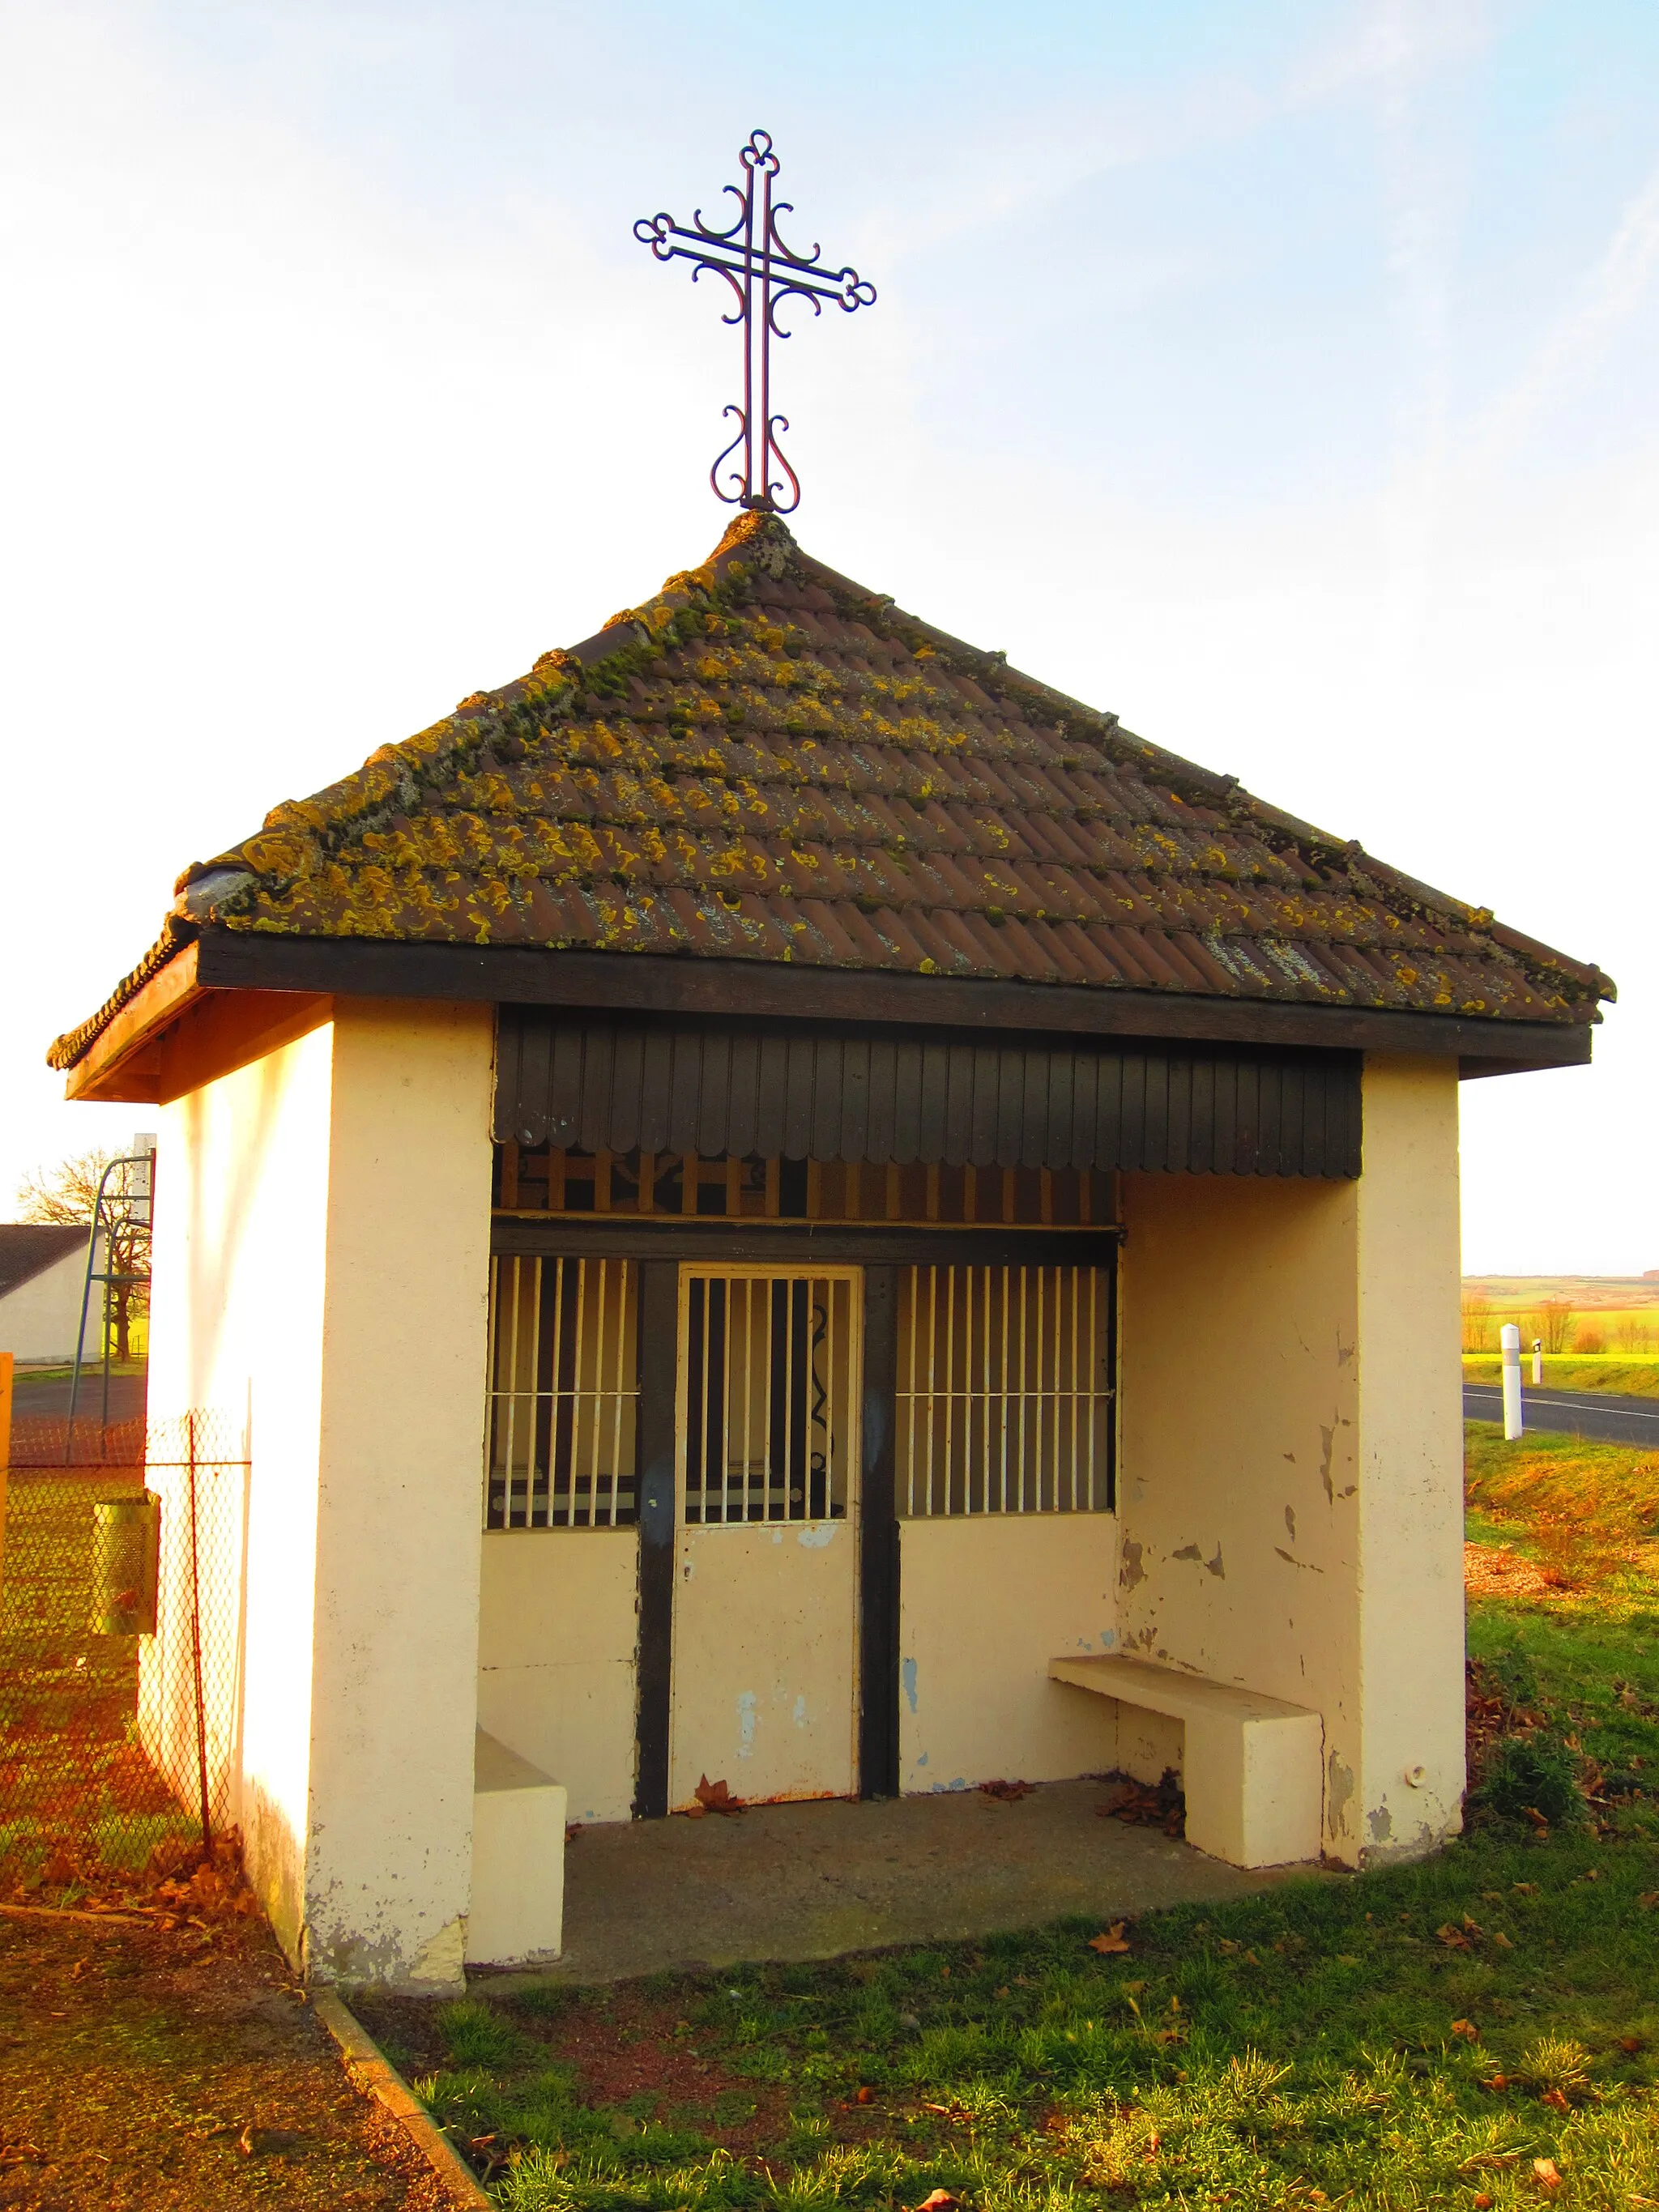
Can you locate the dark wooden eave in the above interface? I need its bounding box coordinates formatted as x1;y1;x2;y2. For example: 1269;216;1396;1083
65;926;1593;1104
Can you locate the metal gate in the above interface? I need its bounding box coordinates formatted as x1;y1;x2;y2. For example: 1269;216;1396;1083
670;1268;860;1809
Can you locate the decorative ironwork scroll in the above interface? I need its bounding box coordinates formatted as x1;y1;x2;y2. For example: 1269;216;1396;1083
634;128;876;513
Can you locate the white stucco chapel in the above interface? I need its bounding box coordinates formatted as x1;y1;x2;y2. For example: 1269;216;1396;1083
49;507;1611;1988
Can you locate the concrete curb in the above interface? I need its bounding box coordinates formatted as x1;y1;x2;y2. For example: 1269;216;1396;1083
312;1988;494;2209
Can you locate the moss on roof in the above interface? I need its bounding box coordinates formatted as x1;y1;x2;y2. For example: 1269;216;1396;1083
49;509;1612;1072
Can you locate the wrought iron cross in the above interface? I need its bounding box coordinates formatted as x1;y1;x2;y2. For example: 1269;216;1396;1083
634;129;876;514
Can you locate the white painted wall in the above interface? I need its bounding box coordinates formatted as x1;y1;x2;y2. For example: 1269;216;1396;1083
477;1529;639;1824
147;998;494;1983
1353;1055;1465;1861
0;1237;102;1364
898;1512;1119;1793
149;1015;334;1951
1115;1056;1465;1868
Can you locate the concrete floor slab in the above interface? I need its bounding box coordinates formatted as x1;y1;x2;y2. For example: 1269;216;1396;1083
486;1780;1314;1989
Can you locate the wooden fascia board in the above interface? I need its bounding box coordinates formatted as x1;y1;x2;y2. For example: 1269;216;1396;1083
64;942;204;1102
190;930;1596;1072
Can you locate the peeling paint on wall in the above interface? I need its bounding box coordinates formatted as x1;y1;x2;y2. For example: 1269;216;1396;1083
1119;1540;1145;1590
1328;1750;1355;1838
736;1690;757;1758
902;1656;919;1714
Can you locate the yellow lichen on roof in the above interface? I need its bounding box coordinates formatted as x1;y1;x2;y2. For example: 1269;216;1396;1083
46;506;1614;1072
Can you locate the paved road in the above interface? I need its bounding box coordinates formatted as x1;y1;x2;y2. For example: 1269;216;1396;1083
1465;1383;1659;1447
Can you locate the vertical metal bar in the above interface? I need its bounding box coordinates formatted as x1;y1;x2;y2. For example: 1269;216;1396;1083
501;1259;522;1528
1092;1274;1106;1513
740;1277;753;1520
941;1264;957;1515
1069;1267;1081;1511
608;1264;629;1526
484;1254;500;1526
976;1265;989;1515
186;1412;212;1849
586;1259;603;1522
998;1266;1010;1515
1014;1265;1028;1512
787;1274;800;1513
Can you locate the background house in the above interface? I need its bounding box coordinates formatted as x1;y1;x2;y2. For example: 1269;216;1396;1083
46;508;1612;1988
0;1225;100;1367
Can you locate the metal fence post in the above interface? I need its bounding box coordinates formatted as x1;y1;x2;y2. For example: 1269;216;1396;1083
1500;1323;1523;1440
186;1412;212;1848
0;1352;11;1606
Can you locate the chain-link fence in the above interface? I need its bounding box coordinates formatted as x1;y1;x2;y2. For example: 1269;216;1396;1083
0;1408;248;1883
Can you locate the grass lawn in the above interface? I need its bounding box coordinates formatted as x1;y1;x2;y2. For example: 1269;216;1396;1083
1463;1356;1659;1400
347;1423;1659;2210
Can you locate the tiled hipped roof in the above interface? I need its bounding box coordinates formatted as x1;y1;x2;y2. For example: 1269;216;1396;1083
50;509;1610;1070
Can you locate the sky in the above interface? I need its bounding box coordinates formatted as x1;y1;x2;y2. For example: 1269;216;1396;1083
1;0;1655;1273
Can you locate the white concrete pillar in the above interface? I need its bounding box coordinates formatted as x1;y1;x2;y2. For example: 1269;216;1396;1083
305;1000;494;1989
1351;1056;1465;1865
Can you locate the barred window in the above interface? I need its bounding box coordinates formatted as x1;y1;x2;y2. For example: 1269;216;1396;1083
485;1256;638;1528
897;1264;1114;1515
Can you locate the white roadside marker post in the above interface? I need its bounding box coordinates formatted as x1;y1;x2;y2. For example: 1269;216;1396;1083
1501;1322;1524;1439
1532;1337;1543;1387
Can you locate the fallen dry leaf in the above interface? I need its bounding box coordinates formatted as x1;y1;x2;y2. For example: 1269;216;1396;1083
1523;1807;1551;1833
1619;2035;1646;2054
693;1775;744;1817
1541;2088;1571;2113
914;2192;960;2212
1088;1923;1131;1955
1533;2157;1562;2189
1492;1930;1516;1949
1436;1924;1472;1950
1471;2196;1493;2210
855;2086;873;2104
979;1778;1034;1803
1451;2019;1480;2042
1638;1892;1659;1911
1482;2074;1510;2092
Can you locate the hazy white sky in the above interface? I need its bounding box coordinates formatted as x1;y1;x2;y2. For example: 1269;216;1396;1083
2;1;1654;1271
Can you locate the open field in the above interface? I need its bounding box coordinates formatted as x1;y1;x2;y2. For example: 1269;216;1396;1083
1464;1280;1659;1313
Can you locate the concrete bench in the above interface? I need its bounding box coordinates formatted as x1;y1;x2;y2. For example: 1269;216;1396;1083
1048;1654;1322;1869
467;1728;568;1965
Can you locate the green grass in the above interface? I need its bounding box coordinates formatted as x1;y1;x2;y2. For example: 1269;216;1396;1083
403;1423;1659;2208
1463;1355;1659;1399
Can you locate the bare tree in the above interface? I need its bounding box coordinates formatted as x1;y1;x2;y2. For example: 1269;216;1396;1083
1539;1298;1574;1356
15;1148;151;1363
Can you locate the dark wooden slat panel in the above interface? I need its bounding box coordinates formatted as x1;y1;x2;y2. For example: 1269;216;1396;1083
892;1038;923;1165
725;1029;761;1161
694;1029;731;1160
493;1016;1363;1179
576;1025;616;1154
840;1037;872;1166
865;1036;898;1168
783;1034;816;1161
1282;1059;1308;1177
638;1029;675;1156
548;1022;586;1151
667;1031;704;1158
